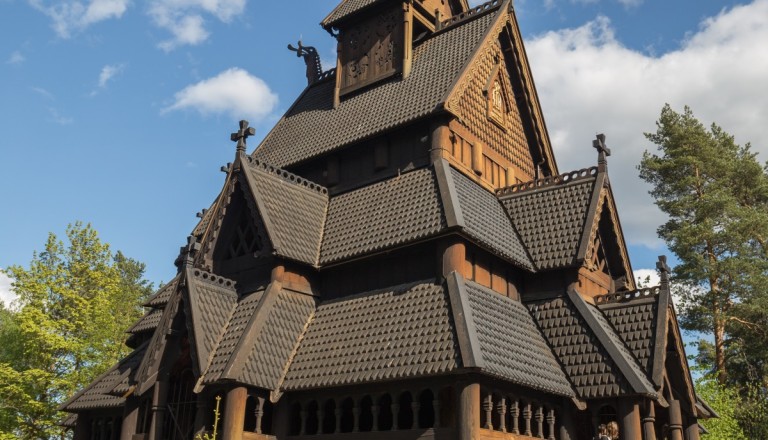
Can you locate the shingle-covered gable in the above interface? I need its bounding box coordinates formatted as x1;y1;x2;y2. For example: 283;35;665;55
598;288;662;373
527;295;631;399
498;168;598;270
527;289;656;400
464;281;574;396
203;289;265;383
243;157;328;266
235;289;316;390
283;281;461;390
254;9;499;168
185;269;239;375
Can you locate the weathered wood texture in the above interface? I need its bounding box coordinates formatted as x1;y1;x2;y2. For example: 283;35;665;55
223;387;249;440
447;35;537;183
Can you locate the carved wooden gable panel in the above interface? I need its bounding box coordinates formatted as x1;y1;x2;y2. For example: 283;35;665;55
449;33;536;181
339;7;404;96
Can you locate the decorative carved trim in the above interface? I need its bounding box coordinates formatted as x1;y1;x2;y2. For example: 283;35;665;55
316;68;337;83
495;167;598;197
189;268;237;290
244;156;328;195
583;188;608;272
438;0;502;30
594;286;662;305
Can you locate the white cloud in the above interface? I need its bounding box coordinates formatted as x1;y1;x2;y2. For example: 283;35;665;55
633;268;660;288
7;51;25;65
148;0;245;51
97;63;124;88
525;0;768;247
28;0;130;38
163;67;278;120
0;271;17;308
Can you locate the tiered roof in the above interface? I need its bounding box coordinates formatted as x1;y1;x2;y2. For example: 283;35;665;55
255;5;501;168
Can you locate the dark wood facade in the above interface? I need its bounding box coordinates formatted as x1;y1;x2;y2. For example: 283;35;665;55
61;1;712;440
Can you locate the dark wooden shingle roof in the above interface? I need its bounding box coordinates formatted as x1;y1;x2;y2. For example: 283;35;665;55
499;168;599;270
320;167;447;264
450;167;533;270
243;157;328;266
463;280;574;396
60;343;148;411
527;289;656;400
254;8;500;168
283;281;460;390
321;0;382;26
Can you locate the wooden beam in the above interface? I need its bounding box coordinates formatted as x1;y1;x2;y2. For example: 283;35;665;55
222;387;248;440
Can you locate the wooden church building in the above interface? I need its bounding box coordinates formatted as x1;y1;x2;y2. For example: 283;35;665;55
61;0;714;439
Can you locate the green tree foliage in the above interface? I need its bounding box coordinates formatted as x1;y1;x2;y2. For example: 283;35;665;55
639;104;768;384
695;375;747;439
0;222;153;439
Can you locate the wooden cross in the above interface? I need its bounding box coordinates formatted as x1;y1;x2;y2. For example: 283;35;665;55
231;120;256;153
656;255;671;283
593;133;611;164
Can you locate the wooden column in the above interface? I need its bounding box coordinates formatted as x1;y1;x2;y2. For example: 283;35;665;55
458;382;480;440
431;124;450;162
120;398;140;440
222;387;248;440
668;399;684;440
148;379;169;440
618;400;642;440
642;401;656;440
684;418;700;440
440;239;465;279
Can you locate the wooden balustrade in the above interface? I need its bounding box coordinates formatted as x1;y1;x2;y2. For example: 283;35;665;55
478;390;560;440
287;388;453;436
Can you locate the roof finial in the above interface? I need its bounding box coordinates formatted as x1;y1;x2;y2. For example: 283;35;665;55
175;235;201;269
656;255;671;287
593;133;611;171
288;40;322;85
231;120;255;154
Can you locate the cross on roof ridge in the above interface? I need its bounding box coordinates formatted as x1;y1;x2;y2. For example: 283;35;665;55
231;120;256;153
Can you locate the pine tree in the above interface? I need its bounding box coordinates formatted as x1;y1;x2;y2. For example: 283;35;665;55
639;104;768;384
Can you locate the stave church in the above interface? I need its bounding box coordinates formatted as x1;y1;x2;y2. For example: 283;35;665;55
61;0;714;439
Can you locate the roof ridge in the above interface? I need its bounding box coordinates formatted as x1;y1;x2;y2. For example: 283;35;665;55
496;166;598;198
595;286;662;306
437;0;503;32
244;156;328;196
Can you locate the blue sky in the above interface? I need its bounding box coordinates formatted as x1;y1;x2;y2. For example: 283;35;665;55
1;0;767;304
